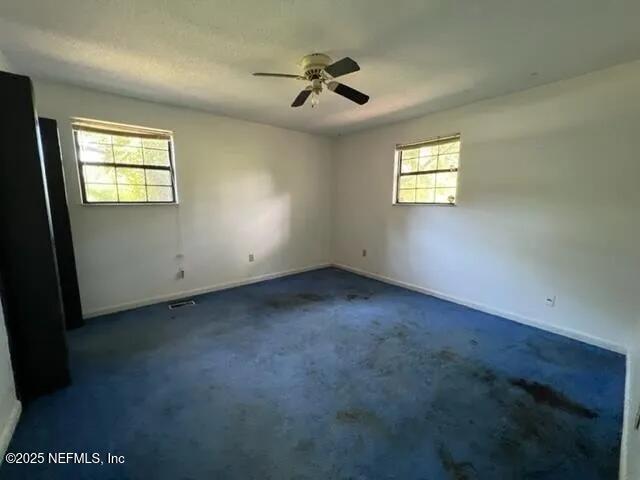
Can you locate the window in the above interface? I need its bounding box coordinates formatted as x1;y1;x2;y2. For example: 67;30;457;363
73;120;177;204
395;134;460;205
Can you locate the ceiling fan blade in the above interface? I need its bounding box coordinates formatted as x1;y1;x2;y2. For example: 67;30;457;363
324;57;360;78
327;82;369;105
291;89;312;107
253;72;305;80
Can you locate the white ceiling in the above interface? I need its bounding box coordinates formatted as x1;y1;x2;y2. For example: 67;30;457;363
1;0;640;136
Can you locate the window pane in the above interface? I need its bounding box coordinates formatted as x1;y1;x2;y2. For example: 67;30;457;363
398;189;416;203
118;185;147;202
419;144;438;157
114;146;143;165
399;175;416;189
401;148;419;159
396;136;460;206
435;187;456;204
400;157;417;173
85;184;117;202
416;188;435;203
83;165;115;184
438;140;460;154
80;143;112;163
142;138;169;150
74;125;176;205
144;149;170;166
147;186;173;202
116;167;145;185
416;174;436;188
145;169;172;186
78;131;111;145
112;135;142;147
435;171;458;188
438;154;459;170
418;156;438;171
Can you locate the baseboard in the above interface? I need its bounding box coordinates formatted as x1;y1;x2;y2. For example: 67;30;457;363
84;263;332;318
0;400;21;463
333;263;626;355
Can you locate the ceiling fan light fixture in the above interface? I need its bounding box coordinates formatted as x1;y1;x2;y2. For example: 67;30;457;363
311;91;320;108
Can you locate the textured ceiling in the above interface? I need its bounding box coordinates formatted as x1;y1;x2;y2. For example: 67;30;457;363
1;0;640;135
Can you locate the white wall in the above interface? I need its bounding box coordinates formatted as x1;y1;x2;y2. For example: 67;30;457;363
0;51;10;72
32;80;333;316
0;50;21;459
332;60;640;352
0;303;19;459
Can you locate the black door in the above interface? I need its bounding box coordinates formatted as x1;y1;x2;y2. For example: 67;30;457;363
0;71;71;400
39;117;84;330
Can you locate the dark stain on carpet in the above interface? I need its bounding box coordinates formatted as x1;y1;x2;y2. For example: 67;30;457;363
346;293;370;301
438;444;476;480
293;439;315;453
509;378;598;419
410;345;607;475
432;348;459;364
266;293;327;309
335;408;389;437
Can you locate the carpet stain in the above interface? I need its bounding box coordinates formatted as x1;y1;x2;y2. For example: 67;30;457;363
371;324;410;345
335;408;389;437
438;444;476;480
266;293;327;309
471;367;497;384
509;378;598;419
294;439;315;453
346;293;370;301
432;348;459;364
422;345;608;476
336;408;379;424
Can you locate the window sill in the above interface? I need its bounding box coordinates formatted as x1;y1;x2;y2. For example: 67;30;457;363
393;202;456;207
80;202;179;207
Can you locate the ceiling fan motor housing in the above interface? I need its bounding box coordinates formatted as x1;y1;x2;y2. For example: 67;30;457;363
254;53;368;107
301;53;332;80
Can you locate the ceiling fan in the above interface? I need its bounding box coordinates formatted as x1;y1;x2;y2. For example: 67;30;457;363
253;53;370;108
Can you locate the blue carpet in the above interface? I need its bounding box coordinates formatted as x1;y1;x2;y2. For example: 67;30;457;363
1;267;625;479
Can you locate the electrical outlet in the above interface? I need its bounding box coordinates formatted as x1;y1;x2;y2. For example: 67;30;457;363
249;253;255;262
545;295;556;307
362;249;367;257
177;269;185;280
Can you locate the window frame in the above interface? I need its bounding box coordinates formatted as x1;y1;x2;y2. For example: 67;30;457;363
72;121;178;206
393;133;461;206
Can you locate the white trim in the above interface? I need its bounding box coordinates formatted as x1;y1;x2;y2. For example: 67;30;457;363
620;350;640;480
0;400;21;463
619;353;632;480
84;263;331;318
332;263;626;355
